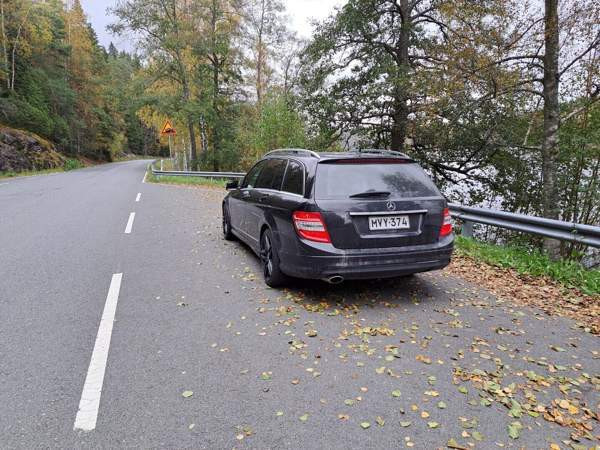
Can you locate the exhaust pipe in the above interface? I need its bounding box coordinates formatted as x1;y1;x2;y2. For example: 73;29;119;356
323;275;344;285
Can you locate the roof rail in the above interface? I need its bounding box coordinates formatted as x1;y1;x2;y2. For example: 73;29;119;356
264;148;320;159
357;149;411;159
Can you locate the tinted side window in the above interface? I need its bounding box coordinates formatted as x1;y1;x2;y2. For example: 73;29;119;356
281;161;304;195
255;159;287;190
242;161;265;188
269;159;287;190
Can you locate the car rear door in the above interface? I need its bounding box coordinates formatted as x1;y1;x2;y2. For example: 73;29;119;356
230;161;264;238
245;158;288;243
270;159;308;251
313;158;446;250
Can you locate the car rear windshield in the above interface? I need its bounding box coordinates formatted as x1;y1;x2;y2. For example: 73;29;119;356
315;161;441;199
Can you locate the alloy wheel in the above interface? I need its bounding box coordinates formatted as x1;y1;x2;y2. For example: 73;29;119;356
261;234;273;278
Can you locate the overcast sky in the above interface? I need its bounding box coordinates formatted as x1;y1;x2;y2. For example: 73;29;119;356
81;0;345;51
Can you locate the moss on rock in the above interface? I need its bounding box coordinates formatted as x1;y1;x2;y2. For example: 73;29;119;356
0;124;65;173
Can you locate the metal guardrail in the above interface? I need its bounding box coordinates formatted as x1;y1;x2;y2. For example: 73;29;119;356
152;169;246;179
151;162;245;179
449;203;600;248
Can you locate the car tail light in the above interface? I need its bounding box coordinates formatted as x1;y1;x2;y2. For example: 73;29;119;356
440;208;453;237
292;211;331;243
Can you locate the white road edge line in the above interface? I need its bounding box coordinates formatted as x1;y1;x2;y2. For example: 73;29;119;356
135;193;141;202
124;212;135;234
0;182;8;186
74;273;123;431
142;170;147;183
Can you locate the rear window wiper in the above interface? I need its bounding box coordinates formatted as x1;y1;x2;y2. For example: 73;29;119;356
349;190;391;198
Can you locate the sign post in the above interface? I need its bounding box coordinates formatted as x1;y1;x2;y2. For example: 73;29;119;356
160;120;177;162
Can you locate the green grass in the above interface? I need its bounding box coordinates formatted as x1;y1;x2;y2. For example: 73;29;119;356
0;166;67;179
146;170;228;188
0;158;86;179
455;236;600;295
155;159;175;170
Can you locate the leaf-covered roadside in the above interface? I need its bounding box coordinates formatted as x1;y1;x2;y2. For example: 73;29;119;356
445;253;600;335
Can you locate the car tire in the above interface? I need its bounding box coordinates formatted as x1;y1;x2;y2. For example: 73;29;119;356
260;229;287;287
222;206;235;241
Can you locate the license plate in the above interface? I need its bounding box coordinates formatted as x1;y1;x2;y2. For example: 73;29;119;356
368;215;410;231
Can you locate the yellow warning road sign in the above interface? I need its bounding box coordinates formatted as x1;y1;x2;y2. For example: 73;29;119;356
161;120;176;135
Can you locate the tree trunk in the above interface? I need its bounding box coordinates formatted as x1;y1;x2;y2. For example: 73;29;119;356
182;80;198;171
210;0;220;171
390;0;410;151
198;114;208;156
0;0;9;89
212;61;220;171
283;56;291;100
256;0;265;104
541;0;561;258
186;119;197;170
256;45;263;104
9;2;32;91
391;91;409;151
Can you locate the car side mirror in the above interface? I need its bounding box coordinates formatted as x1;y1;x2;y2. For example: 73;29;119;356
226;180;239;190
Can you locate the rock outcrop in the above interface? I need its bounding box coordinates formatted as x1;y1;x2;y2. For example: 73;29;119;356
0;125;65;172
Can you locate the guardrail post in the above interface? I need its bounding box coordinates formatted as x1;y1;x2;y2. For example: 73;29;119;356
160;159;164;171
461;220;474;238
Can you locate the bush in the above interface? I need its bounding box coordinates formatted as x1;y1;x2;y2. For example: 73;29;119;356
0;97;54;138
64;158;82;171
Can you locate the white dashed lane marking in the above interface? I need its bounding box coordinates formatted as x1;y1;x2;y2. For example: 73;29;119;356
124;213;135;234
135;193;141;202
74;273;123;431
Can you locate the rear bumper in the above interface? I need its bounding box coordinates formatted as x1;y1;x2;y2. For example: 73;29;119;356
279;236;454;280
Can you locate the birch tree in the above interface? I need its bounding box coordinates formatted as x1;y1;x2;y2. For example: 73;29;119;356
0;0;34;91
242;0;286;104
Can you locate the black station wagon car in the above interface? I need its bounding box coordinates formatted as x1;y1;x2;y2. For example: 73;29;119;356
222;149;454;287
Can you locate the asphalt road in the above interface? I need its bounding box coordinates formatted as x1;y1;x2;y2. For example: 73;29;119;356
0;161;598;449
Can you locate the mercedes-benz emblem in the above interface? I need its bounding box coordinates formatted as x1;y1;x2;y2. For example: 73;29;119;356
386;201;396;211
